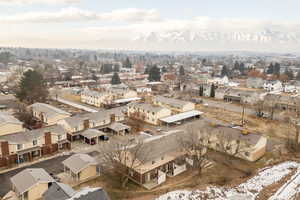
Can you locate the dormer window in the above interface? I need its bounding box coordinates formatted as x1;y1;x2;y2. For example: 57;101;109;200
17;144;23;150
33;140;37;146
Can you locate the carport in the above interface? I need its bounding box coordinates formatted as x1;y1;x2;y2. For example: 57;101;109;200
159;110;203;127
106;122;131;135
80;129;105;145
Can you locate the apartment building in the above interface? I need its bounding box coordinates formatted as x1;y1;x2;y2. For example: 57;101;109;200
0;125;70;167
28;103;71;126
0;112;24;136
127;103;171;125
152;96;195;113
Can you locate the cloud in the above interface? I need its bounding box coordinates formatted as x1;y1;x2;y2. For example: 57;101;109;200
0;0;81;5
0;7;161;23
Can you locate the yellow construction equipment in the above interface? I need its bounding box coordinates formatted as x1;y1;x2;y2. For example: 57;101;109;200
242;129;250;135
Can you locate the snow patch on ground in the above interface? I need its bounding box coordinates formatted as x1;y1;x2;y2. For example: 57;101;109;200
156;161;300;200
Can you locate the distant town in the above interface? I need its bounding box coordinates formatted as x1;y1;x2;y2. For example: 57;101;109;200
0;47;300;200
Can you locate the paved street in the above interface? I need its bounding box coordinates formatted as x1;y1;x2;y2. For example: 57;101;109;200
0;154;72;197
202;99;284;121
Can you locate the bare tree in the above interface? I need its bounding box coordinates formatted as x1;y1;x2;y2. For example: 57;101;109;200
213;131;250;175
98;139;151;188
253;100;265;117
127;111;146;133
178;126;210;177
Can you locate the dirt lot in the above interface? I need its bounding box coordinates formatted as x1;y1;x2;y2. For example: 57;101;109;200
197;104;295;140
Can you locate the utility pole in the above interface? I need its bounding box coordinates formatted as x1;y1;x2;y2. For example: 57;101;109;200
241;103;245;127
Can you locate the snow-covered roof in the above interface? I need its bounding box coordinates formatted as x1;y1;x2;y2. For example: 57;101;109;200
113;97;141;104
159;110;203;123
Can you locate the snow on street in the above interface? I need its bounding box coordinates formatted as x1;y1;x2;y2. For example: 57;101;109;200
156;161;300;200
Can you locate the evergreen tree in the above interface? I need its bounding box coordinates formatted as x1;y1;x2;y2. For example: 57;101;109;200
111;72;121;85
92;73;98;81
239;62;245;75
234;61;240;70
15;70;48;104
161;66;167;73
274;62;281;76
123;57;132;68
221;65;229;77
148;65;161;81
210;84;215;98
144;66;151;74
101;64;113;74
113;64;120;72
199;85;204;96
179;66;185;76
267;63;274;74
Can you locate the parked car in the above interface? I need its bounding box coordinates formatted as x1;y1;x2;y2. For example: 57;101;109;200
99;135;109;141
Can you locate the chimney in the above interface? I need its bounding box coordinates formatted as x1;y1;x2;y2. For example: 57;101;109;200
45;132;52;145
1;141;9;156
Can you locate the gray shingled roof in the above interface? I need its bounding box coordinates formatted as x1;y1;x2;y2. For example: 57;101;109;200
155;96;192;108
0;112;22;126
62;154;97;174
43;182;76;200
0;125;66;144
62;111;111;129
128;102;166;113
108;122;130;132
80;129;105;139
10;168;54;195
133;130;184;163
29;103;71;118
68;187;110;200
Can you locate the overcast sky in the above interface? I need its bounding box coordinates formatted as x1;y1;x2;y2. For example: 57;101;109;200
0;0;299;52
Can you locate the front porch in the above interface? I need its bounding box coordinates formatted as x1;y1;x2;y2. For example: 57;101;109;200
16;146;42;164
142;170;166;190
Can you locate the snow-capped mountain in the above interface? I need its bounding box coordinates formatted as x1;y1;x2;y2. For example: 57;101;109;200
134;29;300;43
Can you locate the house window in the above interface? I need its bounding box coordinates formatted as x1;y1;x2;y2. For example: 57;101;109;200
17;144;23;150
58;135;62;141
33;140;37;146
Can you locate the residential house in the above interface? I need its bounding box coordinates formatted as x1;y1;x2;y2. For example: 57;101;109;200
62;154;98;182
127;103;171;125
107;88;138;99
223;88;264;105
202;125;267;162
263;80;283;92
28;103;71;126
152;96;195;113
43;182;110;200
57;110;124;141
81;89;111;108
0;125;70;167
10;168;54;200
0;112;24;136
215;87;229;100
246;77;265;89
284;84;298;93
119;131;188;190
264;93;300;112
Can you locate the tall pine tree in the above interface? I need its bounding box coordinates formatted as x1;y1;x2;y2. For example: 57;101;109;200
111;72;121;85
16;70;48;104
148;65;161;81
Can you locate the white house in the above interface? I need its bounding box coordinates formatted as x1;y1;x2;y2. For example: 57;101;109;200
263;80;283;92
